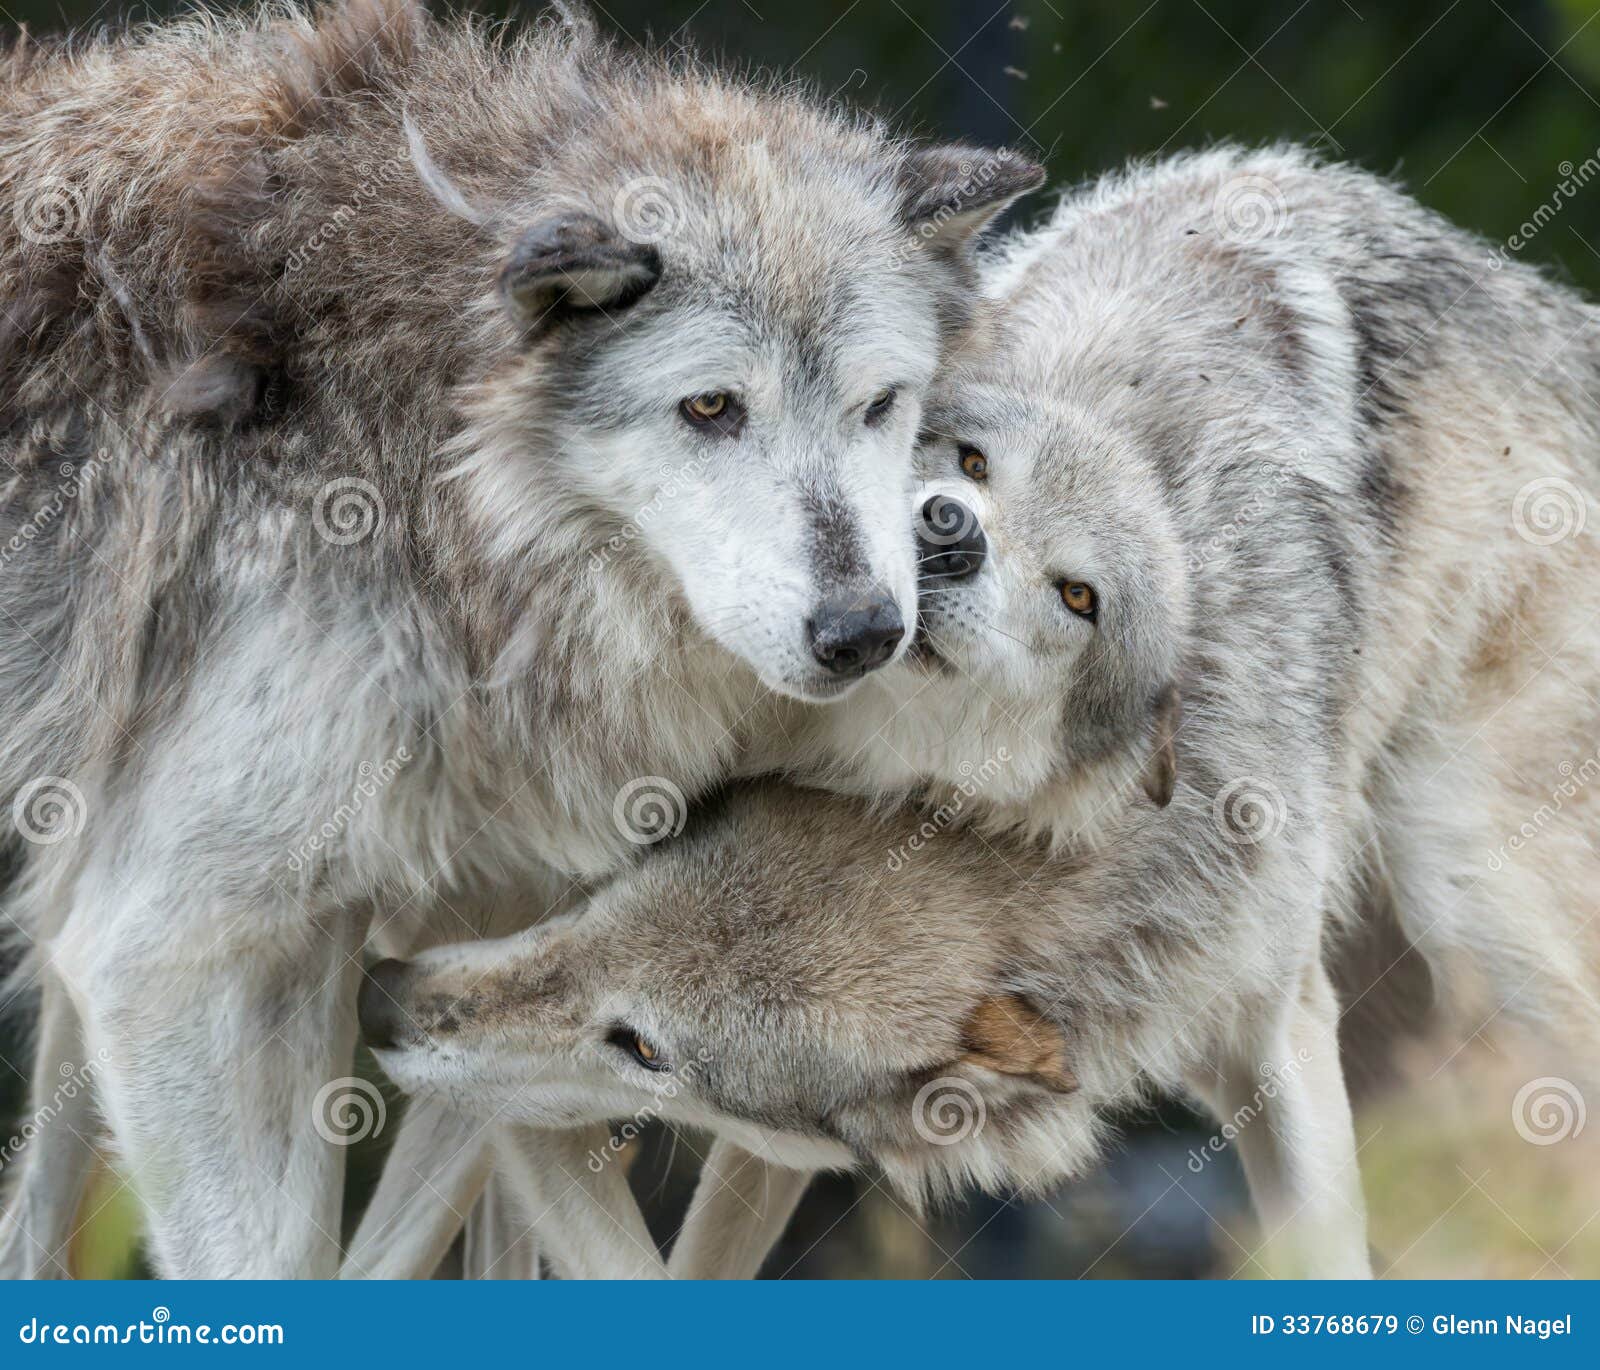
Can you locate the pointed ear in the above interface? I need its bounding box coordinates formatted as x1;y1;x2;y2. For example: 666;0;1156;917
499;214;661;333
959;995;1077;1095
1141;683;1181;809
899;145;1046;253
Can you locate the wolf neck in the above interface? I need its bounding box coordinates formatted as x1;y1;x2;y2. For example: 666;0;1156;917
423;427;764;876
762;666;1131;850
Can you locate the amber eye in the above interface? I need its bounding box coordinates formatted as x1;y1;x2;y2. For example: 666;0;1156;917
682;392;729;422
958;445;988;481
1060;581;1097;619
607;1024;670;1071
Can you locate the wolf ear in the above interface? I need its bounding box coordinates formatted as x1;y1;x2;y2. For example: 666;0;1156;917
1141;683;1181;809
499;214;662;333
958;995;1077;1095
899;146;1046;253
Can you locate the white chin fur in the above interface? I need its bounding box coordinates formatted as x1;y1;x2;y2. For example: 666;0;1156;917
763;668;869;704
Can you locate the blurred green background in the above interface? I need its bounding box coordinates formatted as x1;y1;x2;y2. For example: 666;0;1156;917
8;0;1600;285
6;0;1600;1279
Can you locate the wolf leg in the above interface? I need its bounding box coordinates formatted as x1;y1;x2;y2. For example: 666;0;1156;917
495;1124;667;1279
341;1099;494;1278
1193;958;1371;1279
53;891;363;1279
0;976;103;1278
462;1162;542;1279
668;1140;813;1279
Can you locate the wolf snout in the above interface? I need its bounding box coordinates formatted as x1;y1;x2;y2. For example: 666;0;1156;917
916;495;986;582
358;958;413;1051
807;590;905;677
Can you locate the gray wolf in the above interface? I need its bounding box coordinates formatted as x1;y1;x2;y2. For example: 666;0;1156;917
364;145;1600;1278
0;0;1038;1276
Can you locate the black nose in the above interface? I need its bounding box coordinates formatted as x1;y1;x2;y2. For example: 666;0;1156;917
916;495;987;581
359;958;411;1051
807;592;905;676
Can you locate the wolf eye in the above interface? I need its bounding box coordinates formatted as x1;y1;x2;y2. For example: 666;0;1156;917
864;387;897;425
607;1024;671;1072
1059;580;1097;620
958;445;988;481
679;392;745;437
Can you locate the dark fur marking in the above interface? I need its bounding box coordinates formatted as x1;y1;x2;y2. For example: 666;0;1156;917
802;482;870;584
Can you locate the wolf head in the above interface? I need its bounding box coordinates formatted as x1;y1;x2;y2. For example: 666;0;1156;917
806;371;1189;829
361;785;1102;1203
906;377;1188;808
434;18;1043;701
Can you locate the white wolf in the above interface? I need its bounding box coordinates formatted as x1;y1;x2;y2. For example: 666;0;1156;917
364;146;1600;1279
0;0;1040;1276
